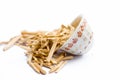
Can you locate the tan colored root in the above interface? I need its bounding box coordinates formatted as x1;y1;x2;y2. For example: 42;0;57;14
1;24;75;75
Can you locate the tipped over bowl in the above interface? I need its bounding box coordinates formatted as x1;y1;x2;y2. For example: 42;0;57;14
60;15;93;55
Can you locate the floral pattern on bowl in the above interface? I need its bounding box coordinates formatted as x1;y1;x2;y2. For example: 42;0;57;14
60;15;93;55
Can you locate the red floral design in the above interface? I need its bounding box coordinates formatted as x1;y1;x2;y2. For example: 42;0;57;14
80;19;87;31
65;47;70;50
72;38;78;43
81;26;84;31
77;31;82;37
68;43;73;48
64;42;74;51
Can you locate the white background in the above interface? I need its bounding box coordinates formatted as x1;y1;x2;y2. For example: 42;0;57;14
0;0;120;80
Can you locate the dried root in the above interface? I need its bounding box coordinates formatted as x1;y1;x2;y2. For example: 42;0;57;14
0;24;75;75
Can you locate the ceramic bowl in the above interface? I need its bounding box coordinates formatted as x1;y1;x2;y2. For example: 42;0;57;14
60;15;93;55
